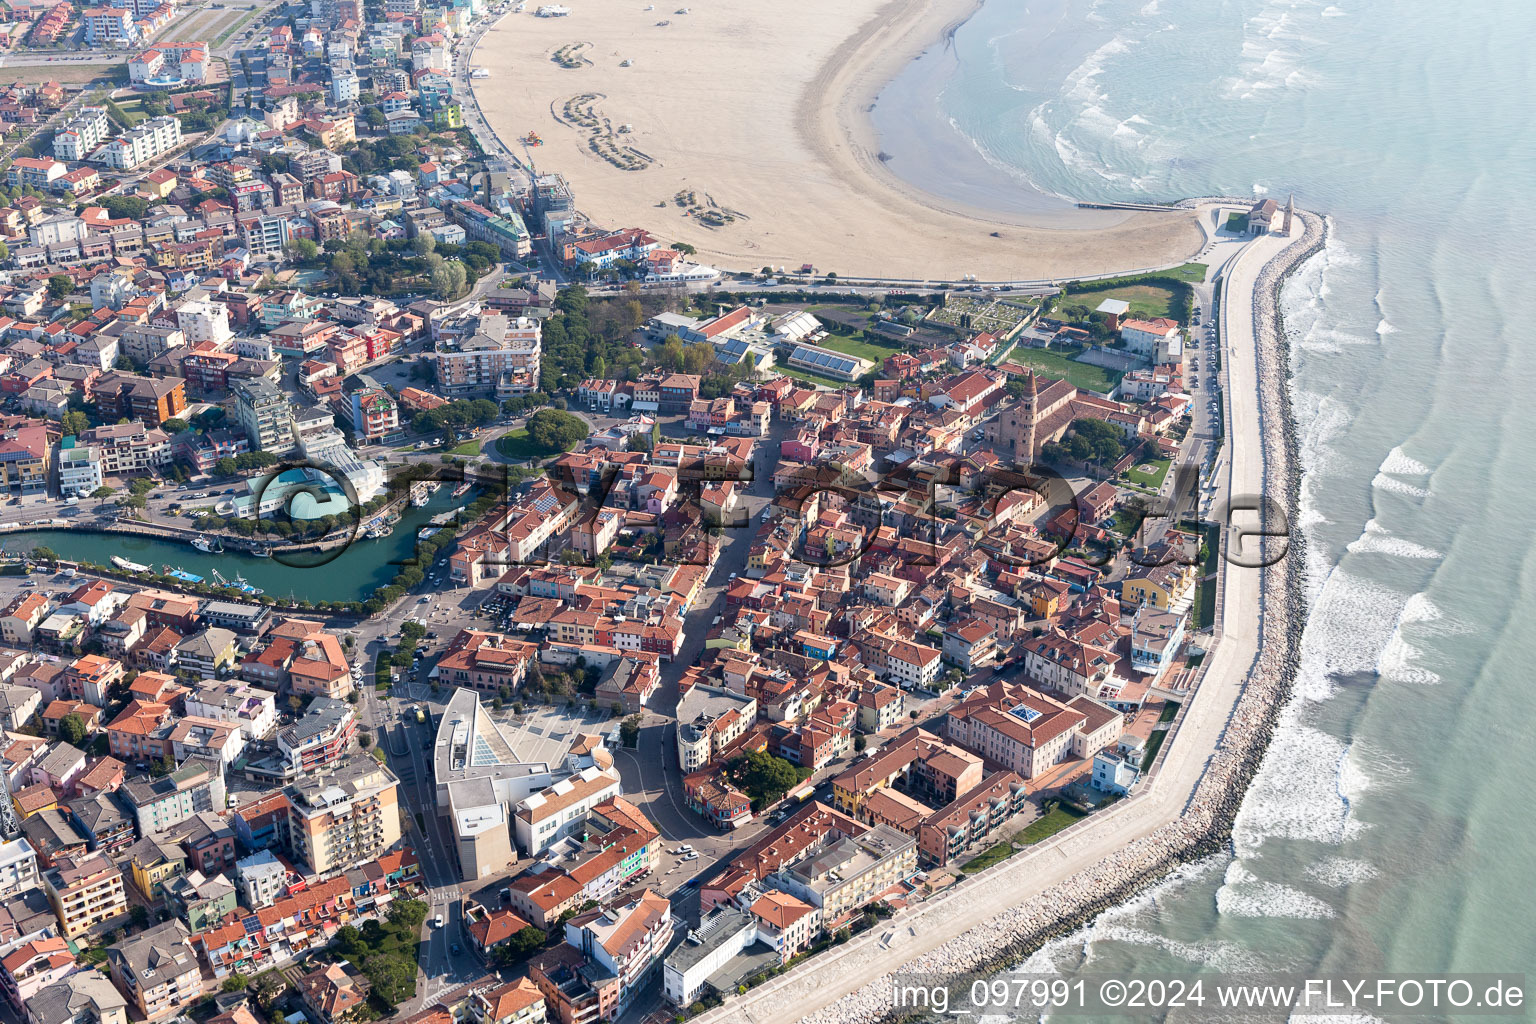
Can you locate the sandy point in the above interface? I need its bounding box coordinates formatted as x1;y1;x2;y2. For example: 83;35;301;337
471;0;1204;281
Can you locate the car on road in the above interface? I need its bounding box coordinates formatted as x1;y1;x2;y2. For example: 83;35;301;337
434;915;444;928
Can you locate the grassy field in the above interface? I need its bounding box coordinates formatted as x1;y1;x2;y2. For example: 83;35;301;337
493;428;575;460
961;804;1089;872
1142;725;1171;766
8;64;120;86
213;5;264;46
1164;262;1208;282
780;367;851;390
1068;282;1180;320
445;440;483;456
1005;347;1123;393
1127;457;1171;490
814;333;901;365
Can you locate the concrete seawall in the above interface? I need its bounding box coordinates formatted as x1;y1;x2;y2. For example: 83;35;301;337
694;212;1327;1024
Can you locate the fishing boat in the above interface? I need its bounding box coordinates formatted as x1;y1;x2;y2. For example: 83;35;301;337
452;481;472;498
191;535;214;552
111;556;151;573
233;574;263;596
410;481;431;507
365;522;391;540
211;568;230;587
162;565;205;584
249;547;271;558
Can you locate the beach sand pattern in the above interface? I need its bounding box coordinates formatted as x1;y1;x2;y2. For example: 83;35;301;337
472;0;1204;279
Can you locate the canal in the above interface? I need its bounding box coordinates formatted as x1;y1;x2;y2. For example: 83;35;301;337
0;488;471;604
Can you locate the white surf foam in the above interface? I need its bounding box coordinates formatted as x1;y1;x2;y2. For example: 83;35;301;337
1305;857;1379;888
1345;518;1443;560
1321;5;1349;16
1378;444;1430;476
1375;319;1398;335
1234;715;1372;849
1217;879;1337;919
1370;471;1430;499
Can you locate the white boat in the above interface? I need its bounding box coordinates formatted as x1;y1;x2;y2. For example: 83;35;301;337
191;535;213;552
452;482;472;498
111;556;151;573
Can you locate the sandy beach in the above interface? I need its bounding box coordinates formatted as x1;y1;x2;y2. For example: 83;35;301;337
470;0;1204;280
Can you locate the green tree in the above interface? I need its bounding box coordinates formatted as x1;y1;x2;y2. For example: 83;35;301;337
526;408;587;453
620;714;641;748
47;274;74;300
61;410;90;436
91;486;116;503
161;418;189;434
59;713;87;746
285;238;319;262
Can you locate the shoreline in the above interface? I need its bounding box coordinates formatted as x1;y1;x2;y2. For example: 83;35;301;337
470;0;1206;279
690;213;1326;1024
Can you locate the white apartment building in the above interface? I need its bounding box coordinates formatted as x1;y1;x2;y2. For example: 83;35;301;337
53;107;112;162
234;850;287;909
95;116;183;170
233;378;292;452
57;444;104;494
0;836;40;897
512;765;621;856
175;300;233;347
184;680;278;740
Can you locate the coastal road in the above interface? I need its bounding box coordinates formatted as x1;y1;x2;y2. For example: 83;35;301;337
689;216;1308;1024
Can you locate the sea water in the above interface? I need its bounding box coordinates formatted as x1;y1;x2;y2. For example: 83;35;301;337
873;0;1536;994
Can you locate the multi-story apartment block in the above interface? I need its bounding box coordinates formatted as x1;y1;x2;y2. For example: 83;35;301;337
118;758;226;836
434;314;541;396
232;378;291;452
0;837;41;896
25;972;128;1024
0;422;51;493
272;697;355;778
52;107;112;162
560;890;671;1021
94;116;181;170
43;852;129;939
79;423;172;476
474;979;547;1024
83;8;138;46
174;300;232;347
232;849;286;909
285;758;401;876
183;681;277;741
768;823;916;928
105;921;202;1022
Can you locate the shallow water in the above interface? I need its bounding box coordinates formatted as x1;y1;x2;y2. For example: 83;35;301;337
876;0;1536;992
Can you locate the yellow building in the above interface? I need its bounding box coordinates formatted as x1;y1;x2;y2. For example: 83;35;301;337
1121;563;1195;610
128;835;185;900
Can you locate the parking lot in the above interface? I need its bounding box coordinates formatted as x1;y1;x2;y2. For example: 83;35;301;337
489;702;612;765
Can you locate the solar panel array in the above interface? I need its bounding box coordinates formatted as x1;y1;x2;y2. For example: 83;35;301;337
789;345;861;375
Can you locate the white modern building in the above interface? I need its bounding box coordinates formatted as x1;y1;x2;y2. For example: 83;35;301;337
94;116;182;170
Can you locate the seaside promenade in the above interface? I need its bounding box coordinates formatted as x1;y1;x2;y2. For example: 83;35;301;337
690;219;1316;1024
